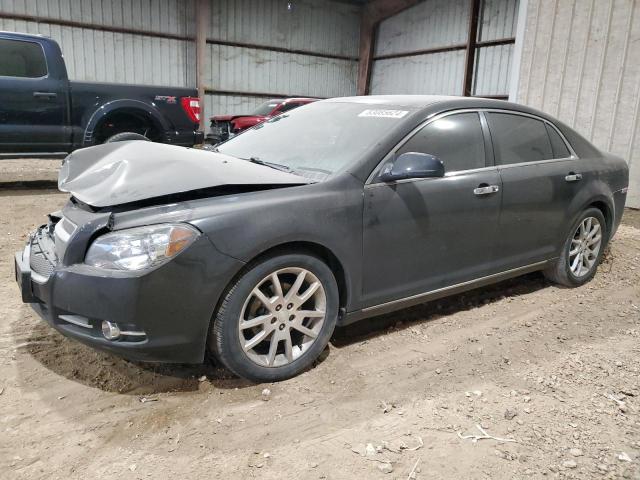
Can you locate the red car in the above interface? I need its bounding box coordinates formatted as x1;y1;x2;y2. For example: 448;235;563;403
207;97;317;144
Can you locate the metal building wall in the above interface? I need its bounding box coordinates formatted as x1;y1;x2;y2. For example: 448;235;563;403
515;0;640;208
0;0;360;118
0;0;196;87
370;0;518;98
204;0;360;116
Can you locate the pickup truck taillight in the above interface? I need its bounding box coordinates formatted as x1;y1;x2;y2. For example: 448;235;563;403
181;97;200;124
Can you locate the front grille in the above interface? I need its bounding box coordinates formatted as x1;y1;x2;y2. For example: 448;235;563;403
29;224;58;280
29;238;55;277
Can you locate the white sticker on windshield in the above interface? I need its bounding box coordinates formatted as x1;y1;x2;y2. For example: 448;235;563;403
358;109;409;119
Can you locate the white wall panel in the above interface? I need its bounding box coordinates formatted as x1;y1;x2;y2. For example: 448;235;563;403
516;0;640;207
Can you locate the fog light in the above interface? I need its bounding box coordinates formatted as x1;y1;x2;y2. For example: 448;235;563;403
101;321;121;340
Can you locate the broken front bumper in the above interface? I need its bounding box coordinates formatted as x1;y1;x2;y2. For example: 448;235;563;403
14;226;243;363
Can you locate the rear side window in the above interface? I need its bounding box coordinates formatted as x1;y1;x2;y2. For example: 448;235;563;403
487;113;553;165
0;38;47;78
397;112;486;173
545;123;572;158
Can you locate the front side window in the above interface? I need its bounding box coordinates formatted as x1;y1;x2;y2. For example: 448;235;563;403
397;112;486;173
487;113;553;165
0;38;47;78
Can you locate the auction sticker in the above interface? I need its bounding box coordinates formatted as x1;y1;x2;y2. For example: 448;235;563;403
358;109;409;118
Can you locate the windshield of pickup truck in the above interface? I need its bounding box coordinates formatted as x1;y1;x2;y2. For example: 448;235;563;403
251;101;281;116
216;102;412;179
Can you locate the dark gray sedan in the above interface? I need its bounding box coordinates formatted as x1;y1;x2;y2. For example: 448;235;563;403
15;96;629;382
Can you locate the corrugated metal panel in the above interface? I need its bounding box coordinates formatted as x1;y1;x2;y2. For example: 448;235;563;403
0;17;195;86
209;0;360;57
516;0;640;207
375;0;470;57
370;51;466;95
473;44;513;95
205;95;271;121
205;44;357;111
478;0;519;41
0;0;195;36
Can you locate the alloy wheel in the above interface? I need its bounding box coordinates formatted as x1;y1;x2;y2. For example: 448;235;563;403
568;216;603;277
238;267;327;367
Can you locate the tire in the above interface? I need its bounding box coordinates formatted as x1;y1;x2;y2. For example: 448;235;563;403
209;253;339;382
544;207;607;287
104;132;150;143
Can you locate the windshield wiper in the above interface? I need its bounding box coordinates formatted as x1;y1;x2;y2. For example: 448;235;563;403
247;157;294;173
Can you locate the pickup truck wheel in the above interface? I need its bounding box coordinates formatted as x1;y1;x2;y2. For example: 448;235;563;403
104;132;150;143
209;253;339;382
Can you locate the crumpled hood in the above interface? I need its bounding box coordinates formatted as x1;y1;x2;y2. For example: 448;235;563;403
58;141;311;208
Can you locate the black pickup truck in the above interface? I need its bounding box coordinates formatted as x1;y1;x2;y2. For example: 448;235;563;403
0;31;204;158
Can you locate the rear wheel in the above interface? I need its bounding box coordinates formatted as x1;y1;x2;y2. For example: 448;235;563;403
209;253;339;382
104;132;150;143
544;207;606;287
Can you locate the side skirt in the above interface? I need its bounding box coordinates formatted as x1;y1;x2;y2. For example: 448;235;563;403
339;260;552;326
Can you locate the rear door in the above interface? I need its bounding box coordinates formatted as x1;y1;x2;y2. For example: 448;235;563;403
361;111;503;306
0;37;68;154
486;111;581;270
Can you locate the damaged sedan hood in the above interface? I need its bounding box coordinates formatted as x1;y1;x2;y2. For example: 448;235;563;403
58;141;312;207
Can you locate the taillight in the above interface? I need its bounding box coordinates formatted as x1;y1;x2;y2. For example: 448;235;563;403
180;97;200;124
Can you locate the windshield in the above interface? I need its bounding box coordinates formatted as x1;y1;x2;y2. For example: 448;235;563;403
251;100;281;116
217;102;413;180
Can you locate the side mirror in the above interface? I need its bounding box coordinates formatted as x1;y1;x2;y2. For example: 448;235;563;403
379;152;445;182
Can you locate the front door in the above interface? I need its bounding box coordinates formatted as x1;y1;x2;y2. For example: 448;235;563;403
361;112;502;307
0;37;68;154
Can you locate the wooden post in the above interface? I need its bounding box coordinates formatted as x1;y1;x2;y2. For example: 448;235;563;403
357;14;375;96
462;0;481;96
357;0;421;96
196;0;209;131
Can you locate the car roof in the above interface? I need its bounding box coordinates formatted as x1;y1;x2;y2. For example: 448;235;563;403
324;95;462;108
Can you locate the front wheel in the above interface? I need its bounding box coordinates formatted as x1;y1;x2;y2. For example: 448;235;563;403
209;253;339;382
544;207;607;287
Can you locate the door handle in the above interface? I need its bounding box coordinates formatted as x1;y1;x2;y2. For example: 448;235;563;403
33;91;57;99
565;172;582;182
474;185;500;196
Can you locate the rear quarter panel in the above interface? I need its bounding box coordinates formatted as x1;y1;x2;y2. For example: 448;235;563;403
564;153;628;243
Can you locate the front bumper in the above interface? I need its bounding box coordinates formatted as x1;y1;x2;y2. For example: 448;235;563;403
166;129;205;147
15;228;243;363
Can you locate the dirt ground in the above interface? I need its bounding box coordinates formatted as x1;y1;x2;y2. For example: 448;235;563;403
1;190;639;480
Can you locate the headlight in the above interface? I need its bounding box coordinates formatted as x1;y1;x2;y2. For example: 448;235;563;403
85;224;200;271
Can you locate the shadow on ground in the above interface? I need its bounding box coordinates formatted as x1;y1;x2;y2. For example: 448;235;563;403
331;272;549;347
21;272;550;395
